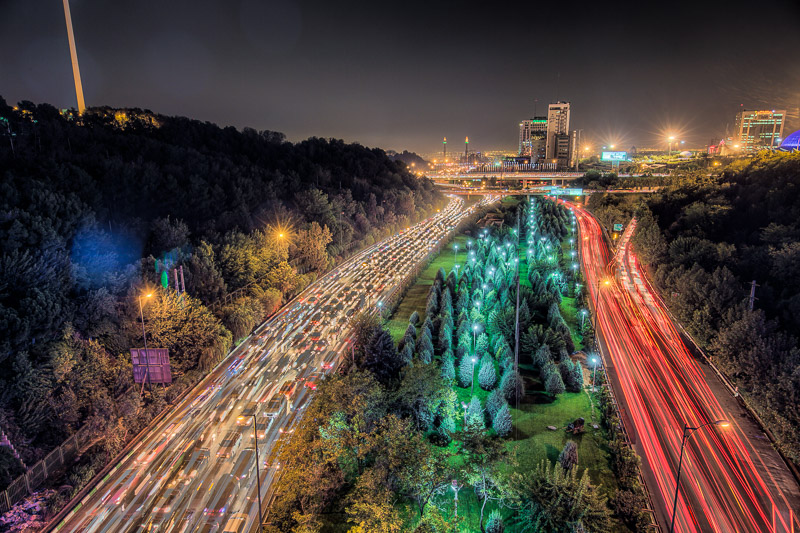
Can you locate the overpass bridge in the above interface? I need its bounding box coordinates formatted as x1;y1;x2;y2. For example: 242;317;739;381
430;171;665;187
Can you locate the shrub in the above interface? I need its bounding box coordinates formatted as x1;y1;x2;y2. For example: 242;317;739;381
486;510;505;533
559;440;578;470
500;369;525;401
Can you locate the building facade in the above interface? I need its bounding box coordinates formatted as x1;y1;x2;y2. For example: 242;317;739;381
519;118;548;161
734;109;785;152
545;102;570;160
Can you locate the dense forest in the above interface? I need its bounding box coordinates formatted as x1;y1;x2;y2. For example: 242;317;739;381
593;151;800;463
0;96;444;494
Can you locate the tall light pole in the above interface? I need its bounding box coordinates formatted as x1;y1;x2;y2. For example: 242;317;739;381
138;293;153;392
669;420;730;533
454;244;459;265
252;414;264;527
668;135;675;158
591;357;598;392
472;324;478;352
62;0;86;114
470;357;477;394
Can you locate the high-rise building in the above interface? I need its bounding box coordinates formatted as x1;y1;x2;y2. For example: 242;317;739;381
519;118;548;161
546;102;570;160
734;109;785;152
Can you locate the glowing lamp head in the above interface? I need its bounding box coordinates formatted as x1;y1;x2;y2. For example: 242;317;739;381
715;420;731;428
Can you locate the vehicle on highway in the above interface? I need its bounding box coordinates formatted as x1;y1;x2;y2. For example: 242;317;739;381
222;512;248;533
203;473;237;518
216;430;243;459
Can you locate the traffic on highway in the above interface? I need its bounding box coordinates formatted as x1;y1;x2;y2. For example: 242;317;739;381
51;195;497;533
566;200;799;532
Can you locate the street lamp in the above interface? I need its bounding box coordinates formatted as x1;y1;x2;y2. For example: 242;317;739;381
252;414;264;527
580;309;588;328
461;402;468;426
471;357;477;394
591;357;599;392
668;419;731;533
138;292;153;391
472;324;479;351
454;243;459;264
668;135;675;158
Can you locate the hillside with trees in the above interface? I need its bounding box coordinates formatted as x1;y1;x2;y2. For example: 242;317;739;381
0;96;444;495
629;152;800;462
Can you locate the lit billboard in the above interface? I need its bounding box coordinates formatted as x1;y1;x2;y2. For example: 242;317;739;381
131;348;172;384
601;151;628;161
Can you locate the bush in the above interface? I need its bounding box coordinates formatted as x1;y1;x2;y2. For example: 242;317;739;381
558;441;578;470
492;403;512;437
486;509;505;533
409;310;420;326
478;354;497;390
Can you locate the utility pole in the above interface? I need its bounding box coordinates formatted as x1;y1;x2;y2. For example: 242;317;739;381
62;0;86;114
748;280;759;311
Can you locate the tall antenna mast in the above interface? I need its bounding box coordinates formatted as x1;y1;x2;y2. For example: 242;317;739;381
62;0;86;114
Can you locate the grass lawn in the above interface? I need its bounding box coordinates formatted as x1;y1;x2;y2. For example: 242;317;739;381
386;234;473;342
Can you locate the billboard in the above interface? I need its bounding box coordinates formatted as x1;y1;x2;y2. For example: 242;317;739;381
601;151;628;161
545;187;584;196
131;348;172;384
613;223;624;232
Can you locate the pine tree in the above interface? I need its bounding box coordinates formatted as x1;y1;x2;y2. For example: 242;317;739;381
486;388;506;419
437;416;455;444
545;364;566;396
478;354;497;390
560;358;583;393
459;355;476;388
467;395;484;429
409;310;420;327
486;510;505;533
493;403;512;437
533;344;552;368
500;368;525;402
441;356;456;383
404;322;417;343
475;332;489;355
400;343;414;365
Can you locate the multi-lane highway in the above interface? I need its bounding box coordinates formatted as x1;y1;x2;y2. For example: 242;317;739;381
567;201;799;532
49;195;496;533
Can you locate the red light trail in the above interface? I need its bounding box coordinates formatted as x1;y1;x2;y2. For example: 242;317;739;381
566;200;798;533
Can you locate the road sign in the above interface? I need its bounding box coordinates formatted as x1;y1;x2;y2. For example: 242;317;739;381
601;151;628;161
131;348;172;384
613;223;623;232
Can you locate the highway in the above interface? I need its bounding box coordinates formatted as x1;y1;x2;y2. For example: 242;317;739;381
50;195;496;533
567;200;800;532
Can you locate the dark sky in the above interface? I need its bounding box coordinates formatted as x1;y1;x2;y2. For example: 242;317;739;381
2;0;799;154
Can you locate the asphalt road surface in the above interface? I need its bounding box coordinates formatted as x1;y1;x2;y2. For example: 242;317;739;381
567;200;799;533
50;195;497;533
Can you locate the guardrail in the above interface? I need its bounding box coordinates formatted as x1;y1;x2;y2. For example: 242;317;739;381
0;425;92;515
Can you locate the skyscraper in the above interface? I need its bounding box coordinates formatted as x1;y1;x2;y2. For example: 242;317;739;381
519;118;547;161
734;109;785;152
545;102;570;160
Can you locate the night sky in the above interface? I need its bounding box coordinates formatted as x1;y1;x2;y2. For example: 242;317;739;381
1;0;799;153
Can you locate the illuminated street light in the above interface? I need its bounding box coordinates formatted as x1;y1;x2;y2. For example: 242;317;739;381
471;357;477;394
669;420;731;533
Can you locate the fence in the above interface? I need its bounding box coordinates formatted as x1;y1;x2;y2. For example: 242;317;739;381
0;425;92;514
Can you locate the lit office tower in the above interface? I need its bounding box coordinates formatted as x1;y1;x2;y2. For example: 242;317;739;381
519;118;548;160
734;109;785;152
545;102;570;160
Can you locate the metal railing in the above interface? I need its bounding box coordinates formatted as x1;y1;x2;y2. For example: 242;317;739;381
0;426;92;514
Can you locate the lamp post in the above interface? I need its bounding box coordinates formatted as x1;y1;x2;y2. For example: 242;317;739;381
668;419;731;533
461;402;468;426
591;357;599;392
472;324;478;352
138;293;153;391
668;135;675;158
454;244;459;265
471;357;477;394
580;309;588;328
253;414;264;527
